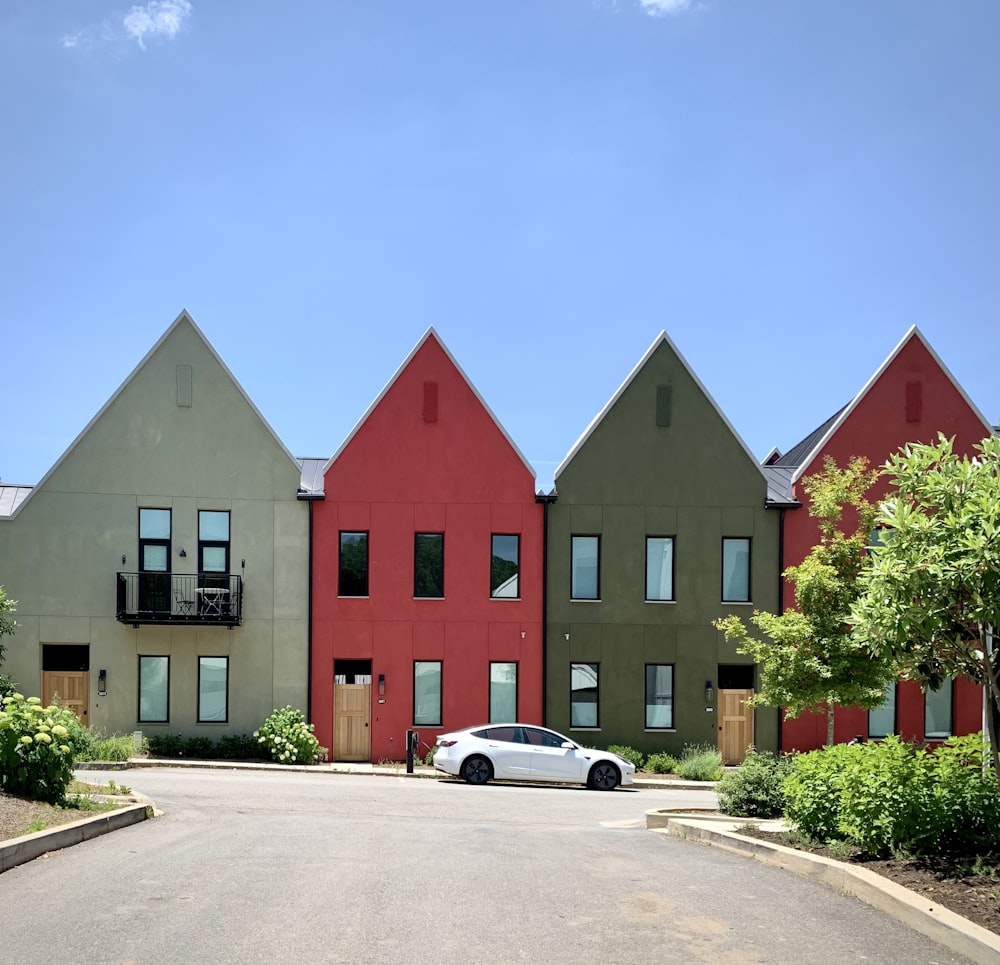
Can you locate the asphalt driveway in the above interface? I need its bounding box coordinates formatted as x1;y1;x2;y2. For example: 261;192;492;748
0;767;980;965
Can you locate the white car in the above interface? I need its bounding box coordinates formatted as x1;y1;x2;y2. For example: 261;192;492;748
433;723;635;790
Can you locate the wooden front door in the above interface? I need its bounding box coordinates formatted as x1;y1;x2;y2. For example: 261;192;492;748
718;688;754;765
334;683;371;762
42;671;89;725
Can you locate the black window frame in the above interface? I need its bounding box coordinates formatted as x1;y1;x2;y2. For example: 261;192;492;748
138;654;170;724
489;533;520;599
414;533;445;598
339;531;370;597
721;537;751;603
569;661;600;729
570;535;601;601
644;535;676;602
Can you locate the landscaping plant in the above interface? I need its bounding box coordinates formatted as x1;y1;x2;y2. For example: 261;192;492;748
0;693;83;803
605;744;644;770
717;747;794;818
254;706;326;764
644;752;678;774
676;743;723;781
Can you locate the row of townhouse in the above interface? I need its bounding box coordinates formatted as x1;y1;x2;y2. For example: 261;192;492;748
0;312;992;763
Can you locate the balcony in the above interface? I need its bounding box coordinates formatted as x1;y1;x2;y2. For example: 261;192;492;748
116;573;243;627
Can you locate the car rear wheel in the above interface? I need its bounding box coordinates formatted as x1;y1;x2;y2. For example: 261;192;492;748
587;762;620;791
461;755;492;785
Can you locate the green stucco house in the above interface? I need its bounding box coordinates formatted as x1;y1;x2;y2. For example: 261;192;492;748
0;312;310;739
544;333;783;762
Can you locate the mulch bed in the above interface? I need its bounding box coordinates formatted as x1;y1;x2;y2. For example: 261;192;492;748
733;825;999;935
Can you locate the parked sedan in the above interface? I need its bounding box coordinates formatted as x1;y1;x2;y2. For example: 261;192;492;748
433;723;635;790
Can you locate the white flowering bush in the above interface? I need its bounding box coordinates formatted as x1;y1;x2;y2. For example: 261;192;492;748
253;706;325;765
0;692;82;802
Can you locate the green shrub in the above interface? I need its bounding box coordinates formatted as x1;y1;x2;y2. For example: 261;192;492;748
717;748;794;818
148;733;186;758
0;693;83;803
254;706;325;764
424;746;438;765
645;752;678;774
930;734;1000;852
606;745;644;770
74;730;141;762
837;736;938;855
782;742;864;842
0;673;16;701
676;743;723;782
215;733;262;760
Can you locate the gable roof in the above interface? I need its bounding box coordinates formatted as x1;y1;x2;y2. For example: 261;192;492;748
4;310;303;519
322;327;535;479
554;330;767;484
787;326;994;484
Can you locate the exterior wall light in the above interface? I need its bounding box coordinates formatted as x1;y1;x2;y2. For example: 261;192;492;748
378;673;386;696
704;680;715;703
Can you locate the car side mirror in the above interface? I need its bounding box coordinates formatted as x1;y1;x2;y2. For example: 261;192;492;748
560;741;576;749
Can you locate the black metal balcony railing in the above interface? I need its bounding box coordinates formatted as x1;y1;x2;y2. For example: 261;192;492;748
116;573;243;627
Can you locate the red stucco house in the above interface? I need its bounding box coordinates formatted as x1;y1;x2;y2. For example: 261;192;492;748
764;326;994;751
309;329;544;762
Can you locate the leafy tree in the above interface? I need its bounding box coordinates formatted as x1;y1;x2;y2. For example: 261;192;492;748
714;457;896;745
852;434;1000;793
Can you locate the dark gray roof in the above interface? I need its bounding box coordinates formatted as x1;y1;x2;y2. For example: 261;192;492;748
769;405;848;469
762;466;799;507
0;485;32;517
297;458;326;499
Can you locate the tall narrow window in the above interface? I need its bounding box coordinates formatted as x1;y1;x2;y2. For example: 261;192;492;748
645;537;674;602
138;655;169;723
414;533;444;598
490;534;519;598
570;662;599;727
722;538;750;602
645;664;674;728
199;511;230;586
198;656;229;723
571;536;600;600
414;661;442;725
339;532;369;596
925;682;953;740
139;508;171;614
869;683;896;739
489;662;518;722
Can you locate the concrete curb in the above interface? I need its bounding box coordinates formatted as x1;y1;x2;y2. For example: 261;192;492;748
662;818;1000;965
1;802;152;874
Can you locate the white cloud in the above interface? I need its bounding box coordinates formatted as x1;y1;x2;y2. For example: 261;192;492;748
123;0;192;49
638;0;694;15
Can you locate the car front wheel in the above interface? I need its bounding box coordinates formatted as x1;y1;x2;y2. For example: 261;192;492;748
461;755;492;785
587;762;621;791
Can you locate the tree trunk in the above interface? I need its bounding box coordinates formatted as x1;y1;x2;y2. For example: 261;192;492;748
826;699;835;747
981;643;1000;799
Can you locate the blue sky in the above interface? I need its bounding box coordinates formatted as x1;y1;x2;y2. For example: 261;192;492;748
3;1;997;492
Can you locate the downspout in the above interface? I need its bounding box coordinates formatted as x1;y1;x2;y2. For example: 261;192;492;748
307;498;314;725
536;490;557;728
776;507;786;752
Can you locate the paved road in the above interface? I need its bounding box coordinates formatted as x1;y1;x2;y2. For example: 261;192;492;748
0;768;977;965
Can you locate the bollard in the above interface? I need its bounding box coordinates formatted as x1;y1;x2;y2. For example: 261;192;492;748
406;729;420;774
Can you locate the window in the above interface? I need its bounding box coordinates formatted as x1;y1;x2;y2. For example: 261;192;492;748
414;660;442;725
571;536;600;600
645;664;674;728
570;662;599;727
138;655;169;723
198;656;228;722
339;532;369;596
489;662;517;722
139;508;171;613
869;683;896;739
490;534;519;598
722;538;750;602
925;682;953;740
199;511;230;585
414;533;444;598
645;537;674;602
522;727;565;748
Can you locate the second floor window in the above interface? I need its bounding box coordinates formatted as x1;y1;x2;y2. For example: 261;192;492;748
414;533;444;598
339;532;369;596
490;534;519;598
645;537;674;602
571;536;600;600
139;508;171;613
199;511;230;586
722;538;750;603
